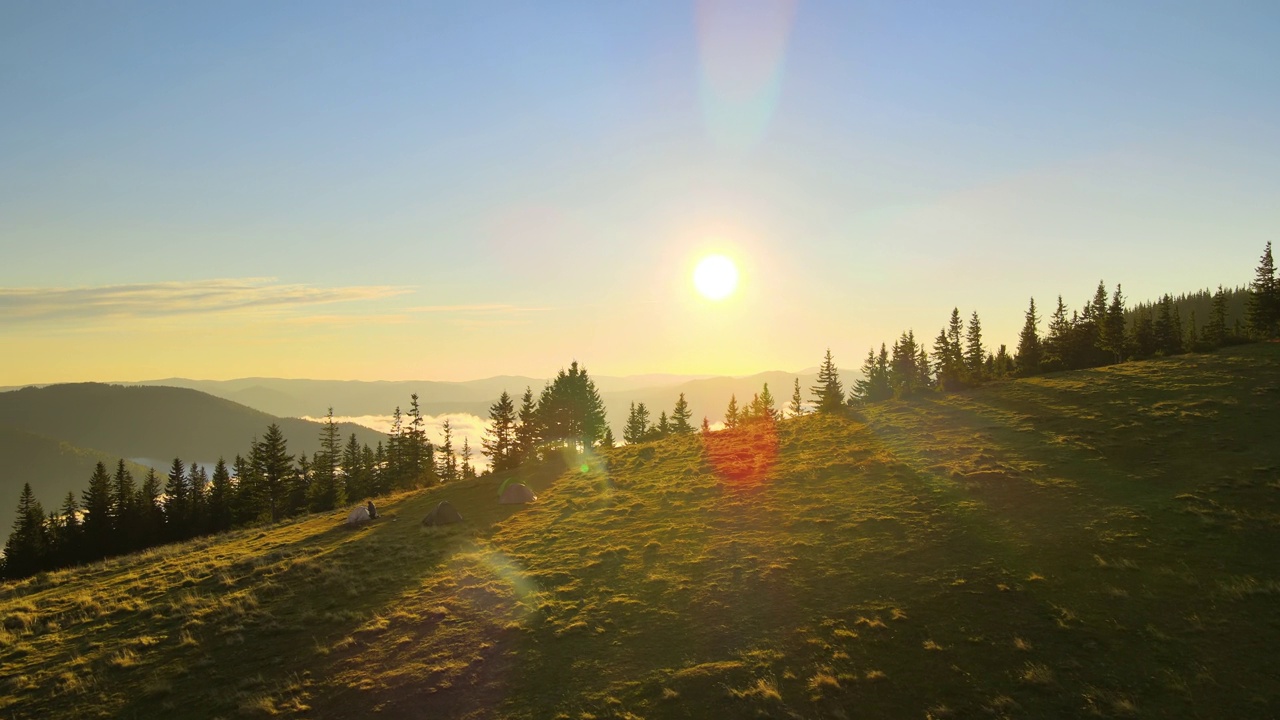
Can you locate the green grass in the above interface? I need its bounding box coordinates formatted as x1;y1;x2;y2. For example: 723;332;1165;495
3;344;1280;718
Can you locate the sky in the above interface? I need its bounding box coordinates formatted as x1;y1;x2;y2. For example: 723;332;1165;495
2;0;1278;385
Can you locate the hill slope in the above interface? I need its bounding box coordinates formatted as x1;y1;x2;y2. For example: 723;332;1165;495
0;384;386;477
0;428;151;509
2;345;1279;718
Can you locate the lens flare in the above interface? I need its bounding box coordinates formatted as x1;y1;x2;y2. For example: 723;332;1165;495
701;417;779;491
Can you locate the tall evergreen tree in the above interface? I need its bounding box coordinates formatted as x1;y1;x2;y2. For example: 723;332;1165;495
514;386;540;466
932;327;964;391
207;459;234;533
671;393;694;434
965;311;985;381
461;438;476;481
1102;284;1128;362
82;461;115;556
890;331;926;397
188;463;208;534
624;402;652;444
288;455;311;517
1206;285;1229;348
137;467;164;544
252;423;294;522
724;395;739;429
1015;298;1043;375
163;458;190;538
111;459;137;553
536;362;609;451
1248;241;1278;337
1131;308;1157;358
1154;294;1183;355
656;411;671;437
309;409;345;511
600;425;616;449
437;420;457;482
483;391;518;473
341;434;368;501
756;383;779;422
2;484;48;578
51;491;81;567
789;378;803;418
811;349;845;413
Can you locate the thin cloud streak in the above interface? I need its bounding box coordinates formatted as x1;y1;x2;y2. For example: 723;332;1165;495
405;304;549;314
0;279;412;324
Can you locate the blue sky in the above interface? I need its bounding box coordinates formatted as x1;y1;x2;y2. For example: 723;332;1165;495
2;1;1277;383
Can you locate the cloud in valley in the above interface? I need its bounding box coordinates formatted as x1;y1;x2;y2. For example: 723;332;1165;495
306;413;493;472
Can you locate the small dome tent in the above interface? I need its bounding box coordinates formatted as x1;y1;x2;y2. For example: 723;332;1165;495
422;500;463;527
345;505;371;526
499;483;537;504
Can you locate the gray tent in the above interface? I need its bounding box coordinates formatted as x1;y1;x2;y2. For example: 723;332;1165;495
345;505;371;526
422;500;463;527
499;483;537;504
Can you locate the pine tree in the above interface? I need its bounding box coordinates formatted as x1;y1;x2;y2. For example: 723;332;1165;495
437;420;457;482
203;459;232;533
993;344;1014;377
932;327;963;391
307;409;345;512
111;459;137;553
137;467;164;545
385;406;405;489
252;424;294;522
536;362;608;451
1248;241;1279;337
701;417;711;433
1102;284;1127;362
406;395;428;485
623;402;652;444
671;393;694;434
342;434;367;501
1206;285;1229;348
288;455;310;517
1154;294;1183;355
724;395;739;429
811;349;845;413
656;411;671;437
600;426;616;449
51;491;80;567
484;391;518;473
2;484;48;578
965;311;985;381
1042;296;1069;371
757;383;779;422
1015;298;1043;375
514;386;540;465
460;438;476;480
81;461;114;557
188;463;208;534
1132;308;1157;358
890;331;925;397
789;378;803;418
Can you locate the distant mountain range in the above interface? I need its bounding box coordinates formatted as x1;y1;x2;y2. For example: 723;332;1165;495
0;384;386;508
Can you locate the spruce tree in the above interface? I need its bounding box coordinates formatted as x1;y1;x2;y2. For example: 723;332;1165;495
656;411;671;437
137;467;164;545
932;328;963;391
724;395;739;429
82;461;114;556
1103;284;1127;362
671;393;694;434
1015;298;1042;375
623;402;652;444
811;349;844;414
600;426;616;449
385;407;405;489
308;409;345;511
536;362;608;451
289;455;310;516
514;386;540;465
757;383;779;422
1206;285;1229;348
342;434;367;501
406;395;429;485
701;417;711;433
965;311;985;381
1132;308;1157;358
207;459;233;533
1248;241;1279;337
188;463;208;534
111;459;137;553
460;438;476;480
253;424;294;522
789;378;803;418
52;491;81;567
3;484;48;578
484;391;518;473
437;420;457;482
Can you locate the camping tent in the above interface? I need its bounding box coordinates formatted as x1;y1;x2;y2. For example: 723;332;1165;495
499;483;537;504
422;500;463;527
345;505;370;526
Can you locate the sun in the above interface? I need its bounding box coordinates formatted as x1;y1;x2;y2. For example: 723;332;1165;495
693;254;739;301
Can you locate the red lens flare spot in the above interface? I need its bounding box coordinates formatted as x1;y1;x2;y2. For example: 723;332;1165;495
701;418;779;491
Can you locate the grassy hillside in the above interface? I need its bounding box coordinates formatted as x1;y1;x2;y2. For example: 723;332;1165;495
2;345;1278;718
0;384;386;473
0;428;151;509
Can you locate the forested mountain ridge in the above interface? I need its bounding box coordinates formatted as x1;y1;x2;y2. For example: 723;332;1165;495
0;427;151;509
0;384;385;487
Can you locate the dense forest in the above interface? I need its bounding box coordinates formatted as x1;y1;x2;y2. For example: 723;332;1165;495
4;243;1277;580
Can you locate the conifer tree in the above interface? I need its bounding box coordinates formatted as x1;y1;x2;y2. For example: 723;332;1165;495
52;491;80;567
890;331;925;397
1132;308;1157;358
437;420;457;482
1015;298;1043;375
111;460;137;553
514;386;540;465
484;391;519;473
993;345;1014;377
137;467;164;543
701;416;711;433
188;463;209;533
289;455;311;516
207;459;233;533
461;438;476;481
656;411;671;437
623;402;652;444
342;434;367;501
536;362;608;451
406;395;429;485
81;461;114;556
671;393;694;434
1154;294;1183;355
1103;284;1127;362
932;328;963;391
252;423;293;522
2;484;48;578
600;425;616;449
789;378;803;418
724;395;739;428
757;382;779;422
1206;285;1229;348
1248;241;1278;337
965;311;985;381
811;349;845;413
311;408;344;510
1042;296;1069;371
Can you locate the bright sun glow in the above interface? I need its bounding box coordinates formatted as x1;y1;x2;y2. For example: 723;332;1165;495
693;254;739;301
